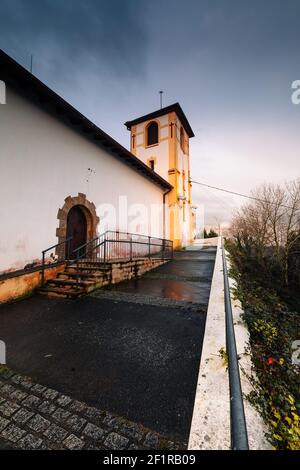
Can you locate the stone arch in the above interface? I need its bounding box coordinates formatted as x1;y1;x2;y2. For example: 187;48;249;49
56;193;99;258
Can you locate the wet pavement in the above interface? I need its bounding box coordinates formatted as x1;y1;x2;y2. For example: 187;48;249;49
107;278;212;304
0;242;216;443
107;247;216;306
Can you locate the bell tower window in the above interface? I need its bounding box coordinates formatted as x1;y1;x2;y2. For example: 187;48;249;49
146;121;159;146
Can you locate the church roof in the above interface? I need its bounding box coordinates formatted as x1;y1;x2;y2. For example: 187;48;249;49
124;102;195;138
0;49;172;191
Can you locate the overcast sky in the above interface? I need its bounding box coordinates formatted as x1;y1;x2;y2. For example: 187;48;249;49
1;0;299;228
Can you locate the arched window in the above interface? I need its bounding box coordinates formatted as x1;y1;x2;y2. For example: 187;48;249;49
180;127;185;152
146;121;159;146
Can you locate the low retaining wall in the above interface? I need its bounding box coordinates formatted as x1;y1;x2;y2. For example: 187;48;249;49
188;237;270;450
0;264;65;304
110;258;166;285
188;237;230;450
0;258;167;304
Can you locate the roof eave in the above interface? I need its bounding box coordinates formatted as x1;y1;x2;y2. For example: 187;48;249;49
124;102;195;138
0;49;172;192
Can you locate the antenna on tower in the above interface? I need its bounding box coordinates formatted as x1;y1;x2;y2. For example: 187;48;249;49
159;90;163;109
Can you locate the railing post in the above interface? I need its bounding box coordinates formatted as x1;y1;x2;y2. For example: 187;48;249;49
67;237;71;263
104;233;107;265
130;234;133;261
148;236;151;259
41;237;72;289
76;251;79;289
41;251;45;288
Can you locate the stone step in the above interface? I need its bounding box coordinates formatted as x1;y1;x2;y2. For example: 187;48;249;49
39;257;168;299
39;286;85;299
68;268;111;274
62;271;110;281
67;264;111;271
76;261;110;268
47;278;95;288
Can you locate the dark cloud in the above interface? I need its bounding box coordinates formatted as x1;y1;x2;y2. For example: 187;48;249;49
1;0;299;225
0;0;148;78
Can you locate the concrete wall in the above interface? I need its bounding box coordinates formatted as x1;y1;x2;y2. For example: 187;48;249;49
188;238;271;450
0;87;165;274
188;238;230;450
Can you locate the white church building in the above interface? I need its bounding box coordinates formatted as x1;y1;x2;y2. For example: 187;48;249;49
0;50;196;301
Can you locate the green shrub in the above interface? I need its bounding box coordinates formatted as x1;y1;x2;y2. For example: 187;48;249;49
227;239;300;450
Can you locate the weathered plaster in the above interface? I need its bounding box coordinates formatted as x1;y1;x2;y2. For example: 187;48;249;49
0;264;65;304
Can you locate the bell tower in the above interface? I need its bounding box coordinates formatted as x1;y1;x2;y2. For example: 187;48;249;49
125;103;196;247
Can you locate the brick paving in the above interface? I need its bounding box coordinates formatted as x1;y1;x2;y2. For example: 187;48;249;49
0;368;182;450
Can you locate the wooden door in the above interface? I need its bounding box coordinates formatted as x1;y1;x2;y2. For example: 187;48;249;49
66;205;87;259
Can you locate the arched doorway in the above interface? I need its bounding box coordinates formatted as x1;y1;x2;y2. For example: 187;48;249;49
66;205;87;258
56;193;100;259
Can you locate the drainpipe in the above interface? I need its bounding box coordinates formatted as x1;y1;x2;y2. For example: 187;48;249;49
163;188;172;240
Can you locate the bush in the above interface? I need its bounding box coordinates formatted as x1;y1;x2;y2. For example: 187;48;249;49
204;228;218;238
227;239;300;450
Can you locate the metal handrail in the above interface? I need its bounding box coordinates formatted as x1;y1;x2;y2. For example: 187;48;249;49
72;230;173;288
41;231;173;290
222;238;249;450
41;236;72;287
72;231;173;260
72;235;101;260
105;229;173;244
72;234;103;286
105;239;168;247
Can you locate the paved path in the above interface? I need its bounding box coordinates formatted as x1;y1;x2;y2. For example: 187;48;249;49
104;245;216;306
0;242;216;449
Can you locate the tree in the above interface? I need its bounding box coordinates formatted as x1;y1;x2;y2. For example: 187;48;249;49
230;179;300;289
204;228;218;238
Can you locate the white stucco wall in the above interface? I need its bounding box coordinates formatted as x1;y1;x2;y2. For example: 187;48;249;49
0;87;165;273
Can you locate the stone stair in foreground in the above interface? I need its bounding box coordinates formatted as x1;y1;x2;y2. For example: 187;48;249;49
39;262;111;299
39;258;166;299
